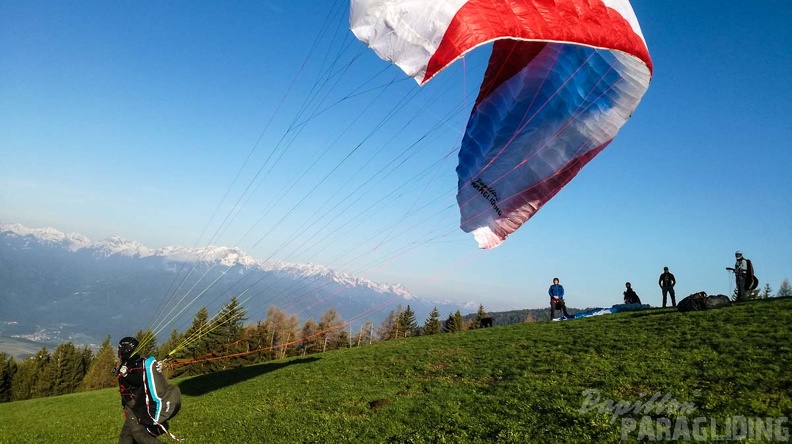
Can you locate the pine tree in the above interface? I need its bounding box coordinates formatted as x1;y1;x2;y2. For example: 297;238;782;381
0;353;17;403
80;344;94;378
454;310;465;331
134;329;158;359
171;306;211;377
423;307;441;335
30;347;55;398
220;297;247;339
243;321;271;363
157;329;185;361
83;336;117;391
398;305;417;337
442;311;464;333
778;279;792;297
21;347;51;399
12;354;39;401
473;304;487;329
44;342;87;396
760;283;773;299
204;297;248;371
442;313;456;333
63;342;89;395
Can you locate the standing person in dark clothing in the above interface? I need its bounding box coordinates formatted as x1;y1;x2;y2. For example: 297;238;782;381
548;277;569;320
116;337;162;444
623;282;641;304
658;266;676;307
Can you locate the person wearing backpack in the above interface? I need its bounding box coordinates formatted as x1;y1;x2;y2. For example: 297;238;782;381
729;251;755;301
116;336;162;444
116;337;181;443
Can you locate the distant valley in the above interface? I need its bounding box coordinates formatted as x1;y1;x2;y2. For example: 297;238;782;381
0;223;476;355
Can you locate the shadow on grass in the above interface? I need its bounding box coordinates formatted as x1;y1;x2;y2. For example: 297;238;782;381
178;356;320;396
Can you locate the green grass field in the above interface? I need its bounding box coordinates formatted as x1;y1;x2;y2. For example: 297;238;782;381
1;298;790;443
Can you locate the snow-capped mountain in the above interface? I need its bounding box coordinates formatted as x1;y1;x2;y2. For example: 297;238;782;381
0;222;418;297
0;223;474;345
1;223;93;252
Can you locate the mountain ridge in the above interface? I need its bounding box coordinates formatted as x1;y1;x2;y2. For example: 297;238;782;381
0;222;425;298
0;222;476;347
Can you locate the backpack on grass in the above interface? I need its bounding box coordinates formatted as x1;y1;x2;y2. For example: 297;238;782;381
677;292;707;312
704;294;731;310
677;291;732;312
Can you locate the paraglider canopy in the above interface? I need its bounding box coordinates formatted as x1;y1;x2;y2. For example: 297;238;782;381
351;0;653;248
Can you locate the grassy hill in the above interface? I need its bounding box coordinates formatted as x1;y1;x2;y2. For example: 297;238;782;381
1;298;790;443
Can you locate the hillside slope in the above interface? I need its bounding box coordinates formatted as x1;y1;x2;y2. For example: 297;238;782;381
1;298;790;443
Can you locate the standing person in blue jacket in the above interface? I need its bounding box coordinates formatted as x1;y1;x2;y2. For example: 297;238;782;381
548;277;569;320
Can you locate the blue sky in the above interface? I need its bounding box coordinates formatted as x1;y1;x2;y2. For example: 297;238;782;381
2;1;790;314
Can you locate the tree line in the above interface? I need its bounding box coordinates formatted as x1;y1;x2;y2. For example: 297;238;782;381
0;299;494;403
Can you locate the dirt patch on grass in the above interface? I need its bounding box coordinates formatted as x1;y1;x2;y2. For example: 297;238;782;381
368;398;390;410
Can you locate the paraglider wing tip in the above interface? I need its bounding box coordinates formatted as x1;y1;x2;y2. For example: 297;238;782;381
472;226;504;250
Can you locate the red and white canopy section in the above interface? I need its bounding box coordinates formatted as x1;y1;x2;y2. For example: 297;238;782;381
352;0;652;248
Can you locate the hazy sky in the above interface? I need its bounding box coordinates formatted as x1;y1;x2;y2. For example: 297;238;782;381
2;1;790;313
